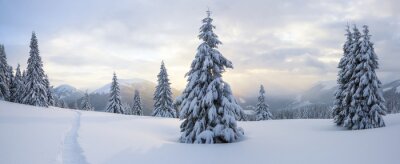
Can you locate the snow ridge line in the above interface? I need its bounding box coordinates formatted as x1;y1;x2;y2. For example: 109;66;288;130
59;111;89;164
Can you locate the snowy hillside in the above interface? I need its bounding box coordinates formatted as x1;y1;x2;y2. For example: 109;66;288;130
383;80;400;93
92;78;152;94
90;78;179;115
1;100;399;164
291;80;337;106
53;84;84;99
53;79;180;114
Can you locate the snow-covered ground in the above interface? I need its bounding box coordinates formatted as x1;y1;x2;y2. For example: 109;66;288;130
1;100;399;164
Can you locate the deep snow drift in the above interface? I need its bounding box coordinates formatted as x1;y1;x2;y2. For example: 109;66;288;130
1;100;399;164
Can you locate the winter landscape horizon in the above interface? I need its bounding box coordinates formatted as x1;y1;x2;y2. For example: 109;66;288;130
1;0;400;164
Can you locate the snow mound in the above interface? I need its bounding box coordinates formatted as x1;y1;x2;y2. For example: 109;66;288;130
1;100;400;164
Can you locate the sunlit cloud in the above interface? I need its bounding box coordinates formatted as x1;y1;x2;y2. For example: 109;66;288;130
1;0;399;95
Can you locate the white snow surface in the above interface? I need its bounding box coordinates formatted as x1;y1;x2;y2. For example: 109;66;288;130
1;100;400;164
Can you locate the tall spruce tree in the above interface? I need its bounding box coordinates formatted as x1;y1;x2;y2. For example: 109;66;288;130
0;44;11;101
22;32;49;107
152;61;177;118
343;25;386;129
255;85;273;121
332;25;354;126
105;73;124;114
10;64;24;103
179;10;244;144
81;91;94;111
132;89;143;116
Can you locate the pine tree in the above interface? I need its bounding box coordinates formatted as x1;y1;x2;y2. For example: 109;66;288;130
179;10;244;144
6;66;14;101
18;70;28;102
132;89;143;115
332;25;354;126
152;61;177;118
255;85;273;121
54;96;61;108
105;73;124;114
81;91;94;111
122;103;131;115
0;44;11;101
10;64;24;103
343;25;386;129
59;99;69;108
44;75;55;106
22;32;49;107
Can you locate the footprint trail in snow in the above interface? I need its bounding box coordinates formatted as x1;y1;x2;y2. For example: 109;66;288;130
60;111;89;164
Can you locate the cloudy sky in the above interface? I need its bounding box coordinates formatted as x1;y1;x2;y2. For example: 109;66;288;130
1;0;399;96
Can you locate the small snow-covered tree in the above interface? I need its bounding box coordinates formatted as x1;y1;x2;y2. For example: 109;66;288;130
10;64;24;103
0;44;11;101
179;10;244;144
132;89;143;116
44;75;55;106
172;97;182;118
59;99;69;108
0;70;8;101
255;85;273;121
343;25;386;129
122;103;131;115
73;101;79;109
54;96;62;108
81;91;94;111
22;32;49;107
105;73;124;114
152;61;177;118
332;25;354;126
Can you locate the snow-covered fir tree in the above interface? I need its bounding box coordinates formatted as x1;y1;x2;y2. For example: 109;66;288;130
10;64;24;103
255;85;273;121
105;73;124;114
6;65;14;101
54;96;62;108
0;70;8;101
20;70;27;102
343;25;386;129
44;75;55;106
22;32;49;107
179;10;244;144
73;101;79;109
0;44;11;101
332;25;354;126
152;61;177;118
122;103;131;115
59;99;69;109
131;89;143;116
81;91;94;111
172;98;181;118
